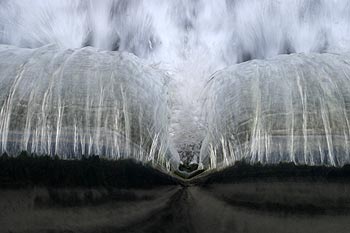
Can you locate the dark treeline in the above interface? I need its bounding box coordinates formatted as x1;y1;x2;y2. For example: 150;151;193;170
3;152;350;189
0;152;179;189
196;161;350;185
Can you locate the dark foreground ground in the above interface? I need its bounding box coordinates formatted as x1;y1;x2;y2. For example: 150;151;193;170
1;155;350;233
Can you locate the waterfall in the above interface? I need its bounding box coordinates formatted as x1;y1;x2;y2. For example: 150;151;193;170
0;44;174;169
203;52;350;168
1;0;350;169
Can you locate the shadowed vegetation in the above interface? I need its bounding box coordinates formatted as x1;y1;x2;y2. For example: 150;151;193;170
195;161;350;185
2;152;350;189
0;152;180;189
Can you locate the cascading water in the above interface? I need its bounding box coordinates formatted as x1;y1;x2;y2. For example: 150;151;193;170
1;0;350;170
0;44;173;169
203;53;350;169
